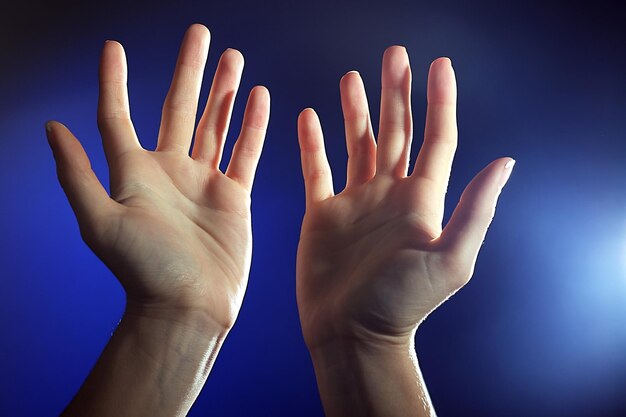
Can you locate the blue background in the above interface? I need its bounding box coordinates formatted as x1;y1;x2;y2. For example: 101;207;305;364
1;0;626;415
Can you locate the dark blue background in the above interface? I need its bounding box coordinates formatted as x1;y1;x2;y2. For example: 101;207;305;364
1;1;626;415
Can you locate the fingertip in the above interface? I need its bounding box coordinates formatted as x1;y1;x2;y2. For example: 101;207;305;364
222;47;245;67
383;45;409;67
299;107;318;123
187;23;211;40
45;121;57;150
384;45;407;57
251;88;271;120
499;157;516;189
383;45;409;66
428;57;454;78
300;108;321;132
459;157;516;205
100;40;127;83
182;24;211;60
250;85;270;109
45;120;70;137
430;56;452;69
251;84;270;97
382;45;411;87
45;122;93;174
341;69;360;81
486;157;515;171
297;108;324;150
427;57;456;103
340;70;364;90
242;86;270;130
503;157;516;169
102;40;126;65
104;39;123;50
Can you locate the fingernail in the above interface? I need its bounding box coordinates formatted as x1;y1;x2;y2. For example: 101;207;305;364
44;121;54;148
499;159;516;188
384;45;407;57
431;57;453;71
45;121;53;137
342;70;360;80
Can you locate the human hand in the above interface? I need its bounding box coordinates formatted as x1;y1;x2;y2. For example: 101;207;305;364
47;24;270;329
296;46;514;352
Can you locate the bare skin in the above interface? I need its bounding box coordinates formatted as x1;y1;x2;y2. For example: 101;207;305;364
48;24;270;416
296;47;514;416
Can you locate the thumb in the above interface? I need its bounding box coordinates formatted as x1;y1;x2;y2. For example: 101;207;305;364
437;157;515;284
46;121;115;241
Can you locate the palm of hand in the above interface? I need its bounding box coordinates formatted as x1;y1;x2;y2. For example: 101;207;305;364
98;150;252;324
297;176;450;348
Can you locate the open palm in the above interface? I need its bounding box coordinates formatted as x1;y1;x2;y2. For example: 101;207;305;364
296;47;513;350
47;25;270;328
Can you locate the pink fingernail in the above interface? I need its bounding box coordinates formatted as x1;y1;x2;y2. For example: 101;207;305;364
499;159;516;188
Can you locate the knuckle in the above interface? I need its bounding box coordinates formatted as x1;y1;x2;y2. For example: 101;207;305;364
348;135;375;157
244;113;268;132
462;205;495;225
343;111;368;124
163;97;196;119
97;111;132;131
423;134;458;148
307;167;329;181
234;142;260;159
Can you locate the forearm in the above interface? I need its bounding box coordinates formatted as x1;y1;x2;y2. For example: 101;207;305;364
310;337;436;417
62;303;228;417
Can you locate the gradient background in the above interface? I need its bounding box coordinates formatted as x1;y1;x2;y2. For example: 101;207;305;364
1;0;626;415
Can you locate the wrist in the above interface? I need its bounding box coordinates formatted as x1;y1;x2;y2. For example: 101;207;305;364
309;336;415;373
62;300;230;417
121;301;231;376
308;336;435;417
124;297;235;334
121;302;231;340
303;321;416;357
